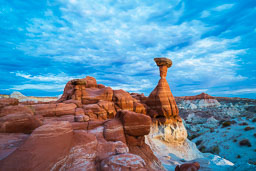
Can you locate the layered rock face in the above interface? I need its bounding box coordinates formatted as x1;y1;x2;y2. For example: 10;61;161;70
177;93;221;109
57;76;146;120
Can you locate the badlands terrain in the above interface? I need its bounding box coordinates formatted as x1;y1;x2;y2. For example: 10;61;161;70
0;58;255;171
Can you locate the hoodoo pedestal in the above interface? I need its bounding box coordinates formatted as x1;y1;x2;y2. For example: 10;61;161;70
146;57;187;144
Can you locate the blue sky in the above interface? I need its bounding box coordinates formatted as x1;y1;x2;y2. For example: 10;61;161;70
0;0;256;98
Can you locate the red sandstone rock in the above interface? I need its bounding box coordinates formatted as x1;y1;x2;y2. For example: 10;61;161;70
0;105;34;117
128;143;164;171
0;133;29;160
98;100;117;118
100;153;146;171
125;134;145;146
63;99;82;108
71;122;89;130
58;130;98;170
103;119;126;143
0;114;42;133
184;92;215;100
0;121;73;170
146;58;180;121
75;107;85;115
175;162;200;171
117;110;151;136
133;102;146;114
0;98;19;109
55;103;76;116
43;115;74;124
74;114;89;122
98;84;106;89
81;87;113;104
113;90;135;111
58;76;98;103
83;103;107;120
31;103;57;116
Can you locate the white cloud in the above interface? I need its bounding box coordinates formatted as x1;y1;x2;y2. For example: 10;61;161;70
6;84;65;91
215;88;256;95
213;4;234;11
201;10;210;18
13;72;86;83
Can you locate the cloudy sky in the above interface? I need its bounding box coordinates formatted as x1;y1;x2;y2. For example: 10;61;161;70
0;0;256;98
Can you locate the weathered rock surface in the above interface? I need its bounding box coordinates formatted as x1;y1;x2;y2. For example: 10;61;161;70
0;114;42;133
100;153;146;171
0;122;73;170
117;110;151;137
103;119;126;143
0;98;19;109
0;105;33;117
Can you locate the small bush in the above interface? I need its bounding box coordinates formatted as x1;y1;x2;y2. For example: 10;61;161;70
196;140;202;146
239;139;252;147
237;155;241;158
233;139;237;142
252;118;256;122
239;122;248;126
210;128;214;133
244;126;255;131
254;133;256;138
222;121;231;128
211;146;220;155
199;146;206;152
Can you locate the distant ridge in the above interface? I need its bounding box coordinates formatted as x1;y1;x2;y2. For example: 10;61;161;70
184;93;215;100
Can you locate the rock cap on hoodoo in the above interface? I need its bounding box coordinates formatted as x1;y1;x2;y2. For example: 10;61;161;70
154;57;172;68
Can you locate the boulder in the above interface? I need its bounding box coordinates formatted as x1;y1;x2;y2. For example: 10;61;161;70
0;114;42;133
175;162;200;171
117;110;151;137
100;153;146;171
103;119;126;143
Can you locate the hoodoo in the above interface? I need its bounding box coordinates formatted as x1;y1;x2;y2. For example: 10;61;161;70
146;58;181;124
145;58;202;164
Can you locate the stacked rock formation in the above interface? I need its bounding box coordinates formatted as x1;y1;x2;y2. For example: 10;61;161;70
146;58;181;124
58;76;146;120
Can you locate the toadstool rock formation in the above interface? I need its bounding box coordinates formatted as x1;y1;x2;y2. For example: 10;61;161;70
145;58;202;162
146;58;180;124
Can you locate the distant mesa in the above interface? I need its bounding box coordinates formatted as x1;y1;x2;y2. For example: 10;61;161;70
184;92;215;100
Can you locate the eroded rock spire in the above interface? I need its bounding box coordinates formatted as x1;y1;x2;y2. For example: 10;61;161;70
146;57;180;123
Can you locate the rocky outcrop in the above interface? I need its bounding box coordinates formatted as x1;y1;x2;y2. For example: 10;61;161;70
57;76;146;119
178;93;221;109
